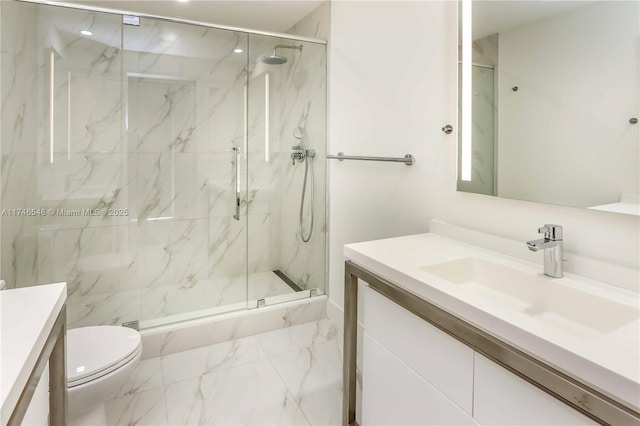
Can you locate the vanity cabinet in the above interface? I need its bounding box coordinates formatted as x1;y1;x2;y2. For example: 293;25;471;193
361;286;597;426
362;286;476;425
473;353;597;425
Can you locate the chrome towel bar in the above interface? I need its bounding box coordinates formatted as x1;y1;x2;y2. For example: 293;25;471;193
327;152;415;166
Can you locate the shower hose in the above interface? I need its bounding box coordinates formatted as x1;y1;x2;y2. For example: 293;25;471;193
299;138;314;243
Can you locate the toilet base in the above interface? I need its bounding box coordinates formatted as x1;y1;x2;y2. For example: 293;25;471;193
69;402;107;426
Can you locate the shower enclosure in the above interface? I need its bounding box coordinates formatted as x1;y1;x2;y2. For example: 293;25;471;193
0;0;327;329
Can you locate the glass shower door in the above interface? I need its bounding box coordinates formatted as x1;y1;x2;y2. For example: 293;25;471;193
123;18;250;327
1;0;326;330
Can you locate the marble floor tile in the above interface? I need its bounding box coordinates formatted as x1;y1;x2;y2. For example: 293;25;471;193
161;336;266;385
105;387;168;426
164;359;309;425
255;318;337;357
114;358;164;398
106;319;341;425
268;340;343;426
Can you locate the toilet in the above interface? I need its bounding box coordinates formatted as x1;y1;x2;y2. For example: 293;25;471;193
66;326;142;425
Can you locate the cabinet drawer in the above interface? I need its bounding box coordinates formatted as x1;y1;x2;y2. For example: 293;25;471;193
363;286;474;413
362;332;478;425
474;353;598;425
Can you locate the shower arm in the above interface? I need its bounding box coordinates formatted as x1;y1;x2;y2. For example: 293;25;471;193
272;44;303;54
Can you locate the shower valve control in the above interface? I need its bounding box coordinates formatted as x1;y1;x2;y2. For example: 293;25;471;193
291;146;315;165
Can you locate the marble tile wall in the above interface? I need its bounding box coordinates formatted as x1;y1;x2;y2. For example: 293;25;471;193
1;1;40;289
1;1;326;328
274;38;327;292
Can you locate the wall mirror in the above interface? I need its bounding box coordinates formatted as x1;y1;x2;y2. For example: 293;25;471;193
457;0;639;216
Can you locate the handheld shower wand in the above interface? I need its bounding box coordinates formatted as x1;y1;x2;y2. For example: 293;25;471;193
291;127;315;243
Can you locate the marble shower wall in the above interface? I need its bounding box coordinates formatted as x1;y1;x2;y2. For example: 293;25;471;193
1;1;326;328
275;39;327;292
277;2;328;292
1;1;40;289
245;30;327;297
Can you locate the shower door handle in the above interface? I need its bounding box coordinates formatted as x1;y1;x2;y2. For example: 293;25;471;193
232;147;241;220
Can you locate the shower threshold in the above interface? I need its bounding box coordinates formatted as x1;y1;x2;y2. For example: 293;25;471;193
138;270;322;330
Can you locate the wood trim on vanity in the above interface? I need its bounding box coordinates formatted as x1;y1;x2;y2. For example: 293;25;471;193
342;260;640;426
8;306;67;426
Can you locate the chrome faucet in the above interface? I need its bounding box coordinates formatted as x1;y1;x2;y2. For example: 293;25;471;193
527;224;564;278
291;145;305;165
291;144;316;165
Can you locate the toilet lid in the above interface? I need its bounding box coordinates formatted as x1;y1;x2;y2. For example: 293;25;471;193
66;326;141;387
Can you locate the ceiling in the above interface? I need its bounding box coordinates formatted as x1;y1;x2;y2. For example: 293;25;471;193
65;0;324;33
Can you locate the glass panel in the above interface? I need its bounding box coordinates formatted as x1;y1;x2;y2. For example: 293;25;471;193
246;34;327;308
123;18;249;327
1;2;136;328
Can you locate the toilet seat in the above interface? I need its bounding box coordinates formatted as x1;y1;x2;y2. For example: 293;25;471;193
66;326;142;388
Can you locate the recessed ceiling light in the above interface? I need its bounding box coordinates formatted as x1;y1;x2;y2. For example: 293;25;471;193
233;48;243;53
177;0;189;2
80;30;93;36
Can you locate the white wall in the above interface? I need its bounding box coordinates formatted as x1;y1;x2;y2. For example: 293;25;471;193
328;0;639;316
328;1;457;310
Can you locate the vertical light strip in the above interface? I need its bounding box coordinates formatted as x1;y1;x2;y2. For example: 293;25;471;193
67;71;71;160
243;84;248;159
49;51;55;164
461;0;472;181
265;72;270;163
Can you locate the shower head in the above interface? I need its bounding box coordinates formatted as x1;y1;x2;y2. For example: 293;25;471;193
261;44;303;65
262;53;288;65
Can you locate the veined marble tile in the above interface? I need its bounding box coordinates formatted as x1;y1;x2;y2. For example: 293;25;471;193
251;296;326;335
248;270;294;302
207;86;245;153
36;153;132;229
272;36;327;298
38;7;123;79
161;336;266;385
1;154;38;209
247;213;276;274
1;1;39;156
123;20;246;87
139;278;246;321
255;319;337;357
141;311;254;358
269;340;343;426
66;289;140;328
105;387;168;426
36;224;137;298
138;218;208;288
208;152;236;218
208;216;246;278
114;358;164;398
129;79;198;153
66;77;123;153
137;152;208;221
0;216;38;288
140;296;326;359
164;359;309;425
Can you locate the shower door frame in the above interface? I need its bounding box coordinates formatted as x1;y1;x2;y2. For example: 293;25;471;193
5;0;328;330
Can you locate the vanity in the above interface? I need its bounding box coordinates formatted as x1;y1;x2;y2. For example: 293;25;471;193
342;223;640;425
0;283;68;425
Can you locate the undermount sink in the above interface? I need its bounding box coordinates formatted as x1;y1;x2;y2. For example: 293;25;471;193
421;257;639;336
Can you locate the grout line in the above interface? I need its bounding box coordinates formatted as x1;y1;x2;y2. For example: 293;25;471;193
263;347;314;426
159;353;171;425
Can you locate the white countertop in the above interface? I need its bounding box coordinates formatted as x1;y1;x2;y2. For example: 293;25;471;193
345;233;640;411
0;283;67;423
